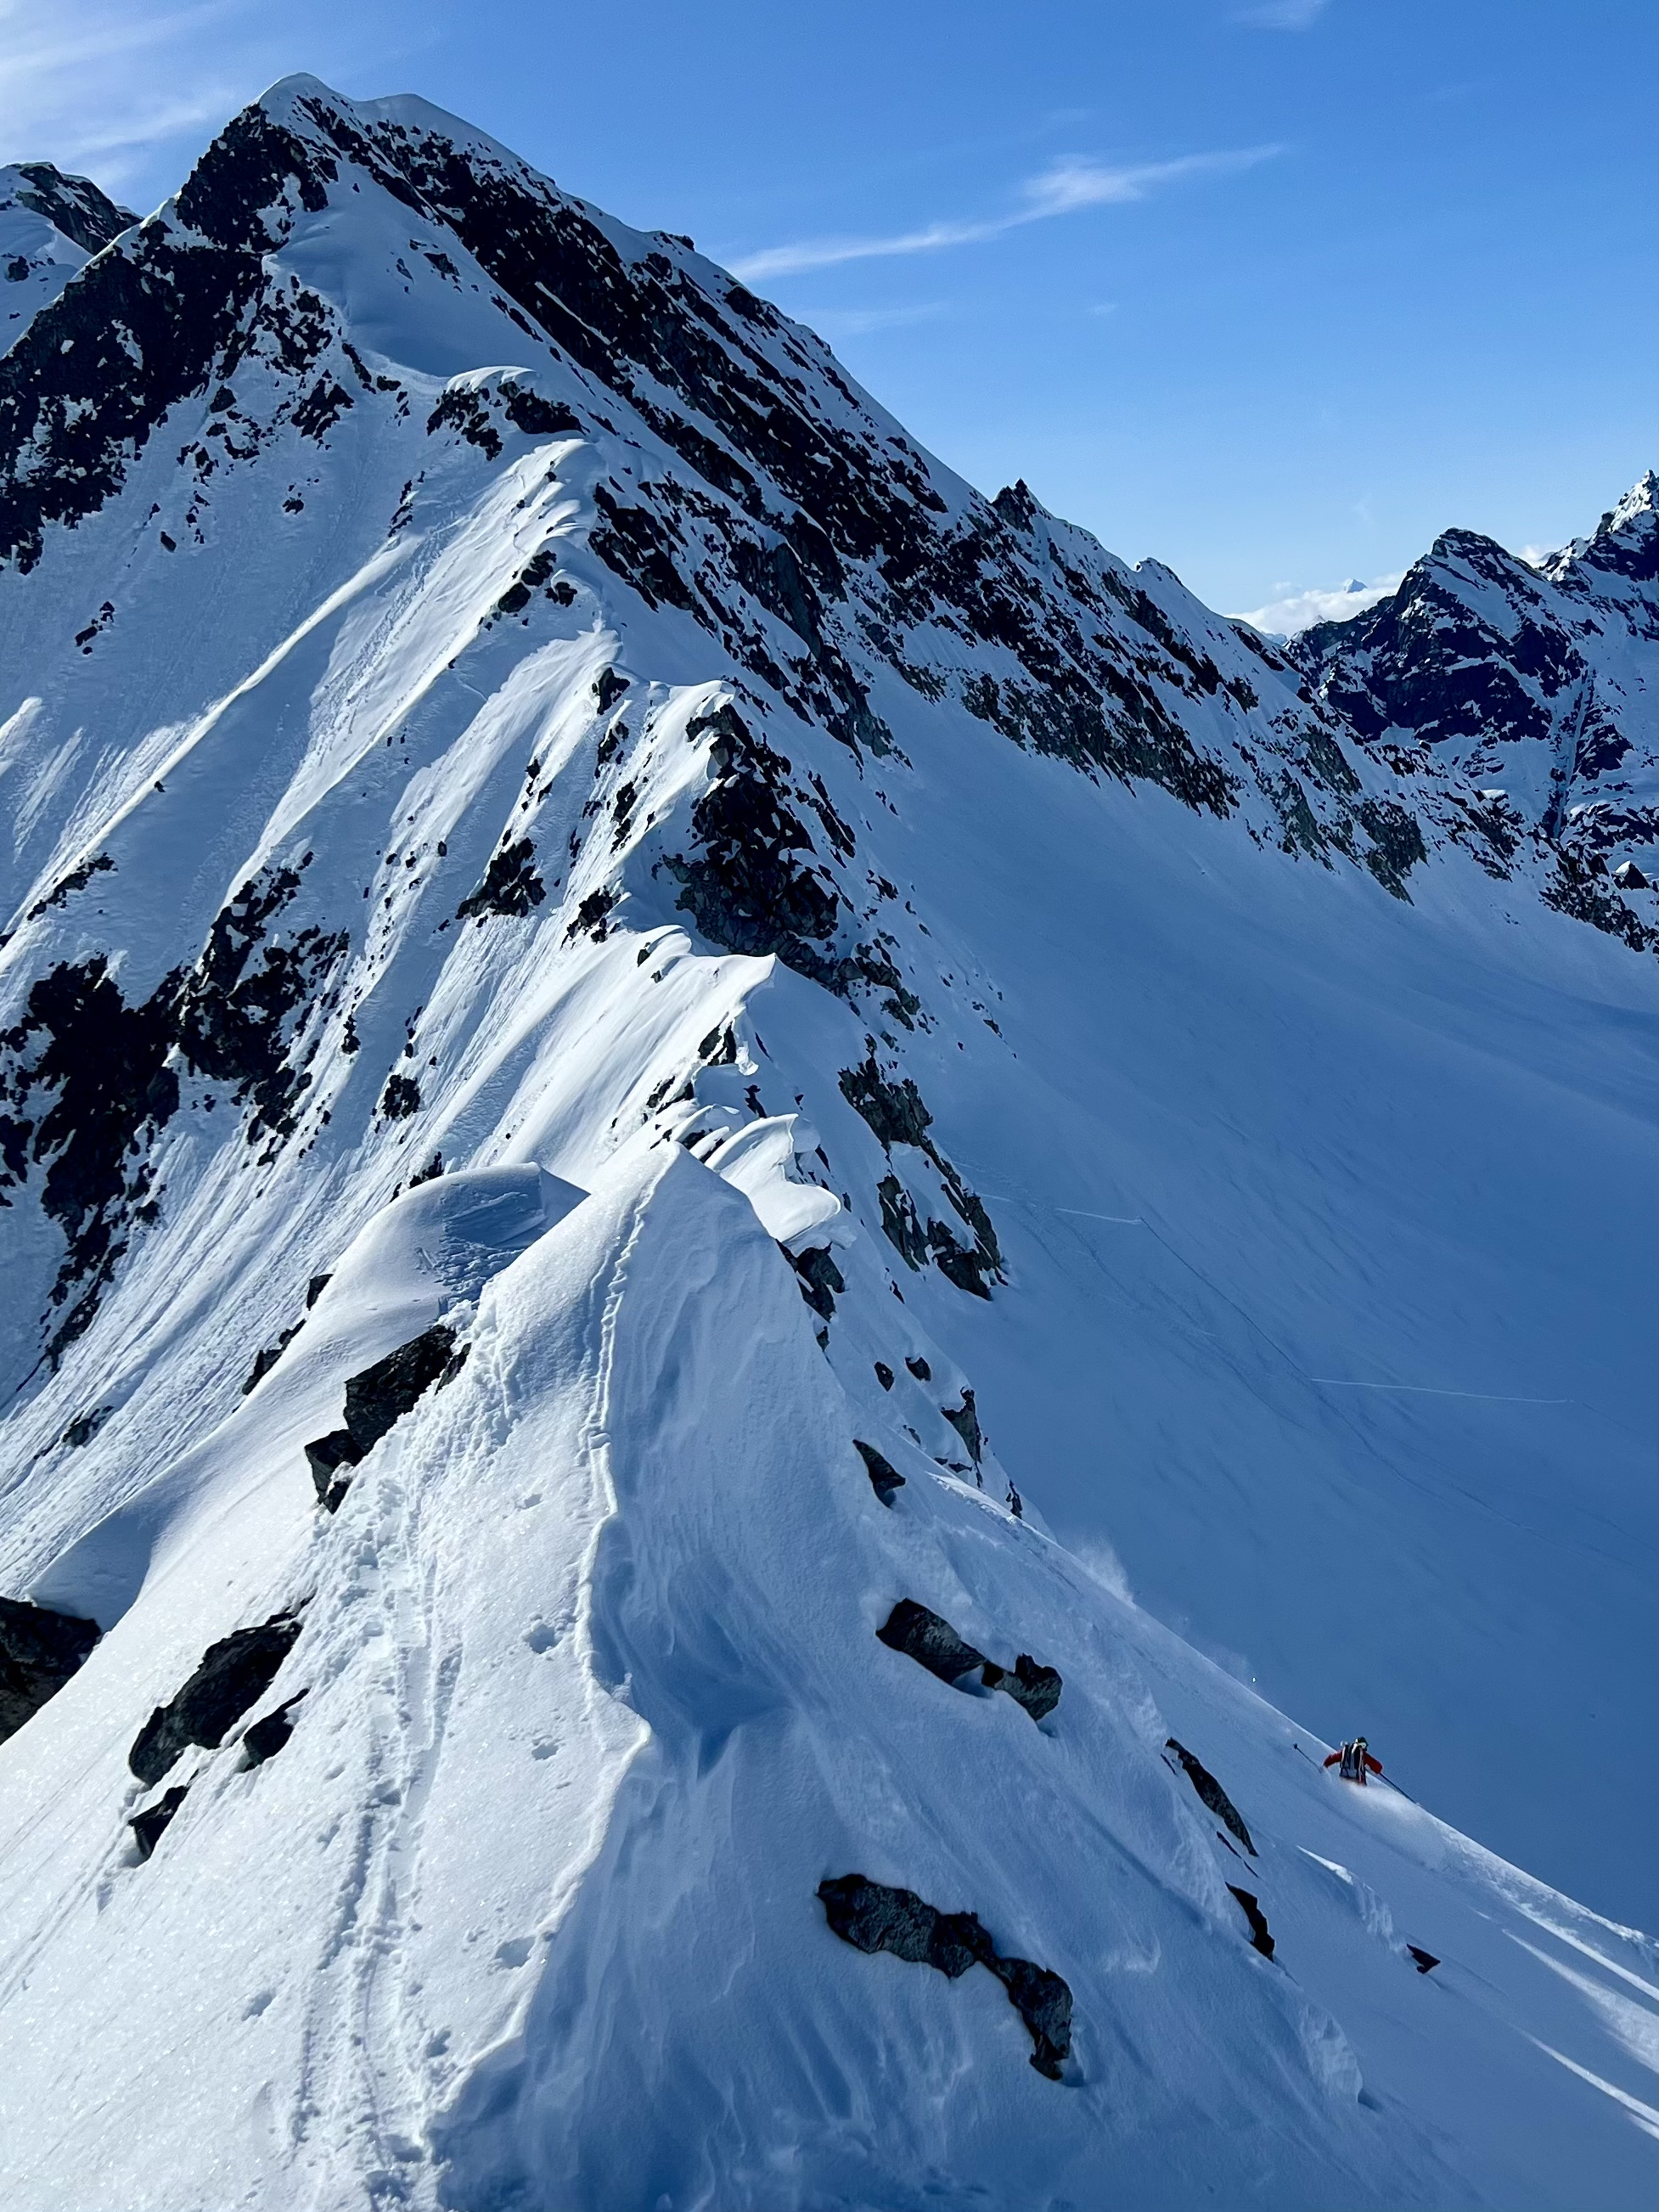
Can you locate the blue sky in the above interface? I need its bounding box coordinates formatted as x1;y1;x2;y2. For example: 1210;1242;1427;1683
1;0;1652;617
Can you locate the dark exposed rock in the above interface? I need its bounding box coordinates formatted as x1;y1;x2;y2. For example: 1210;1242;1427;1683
941;1389;982;1465
306;1273;332;1308
290;374;352;441
26;852;115;919
0;955;182;1361
590;483;696;611
59;1405;111;1449
787;1242;844;1320
8;163;134;255
665;704;849;987
347;1322;464;1438
1356;798;1427;899
0;104;338;571
499;382;578;437
494;547;558;617
839;1055;931;1151
173;866;349;1140
306;1322;461;1511
305;1429;362;1512
877;1598;986;1684
456;837;546;920
874;1361;894;1389
904;1355;931;1382
876;1174;931;1270
380;1072;421;1119
241;1323;300;1394
853;1440;904;1506
130;1784;189;1861
979;1653;1063;1725
839;1055;1002;1297
129;1612;302;1787
1543;850;1654;951
1406;1945;1441;1975
1166;1738;1257;1855
0;1596;100;1744
428;385;503;458
242;1692;306;1765
817;1872;1071;2079
567;886;617;941
878;1599;1062;1722
1614;859;1649;890
1227;1884;1275;1959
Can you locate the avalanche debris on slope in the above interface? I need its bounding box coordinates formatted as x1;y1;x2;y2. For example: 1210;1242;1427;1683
0;72;1652;2211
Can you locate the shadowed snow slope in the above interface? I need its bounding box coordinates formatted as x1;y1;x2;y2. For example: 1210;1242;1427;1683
0;74;1653;2210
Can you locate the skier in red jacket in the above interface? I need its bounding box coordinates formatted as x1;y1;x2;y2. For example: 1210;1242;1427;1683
1324;1736;1383;1785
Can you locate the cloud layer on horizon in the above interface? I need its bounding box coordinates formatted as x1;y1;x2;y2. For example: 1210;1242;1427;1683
1231;571;1403;636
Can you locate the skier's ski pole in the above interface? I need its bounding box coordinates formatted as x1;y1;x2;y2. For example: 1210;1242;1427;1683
1380;1772;1420;1806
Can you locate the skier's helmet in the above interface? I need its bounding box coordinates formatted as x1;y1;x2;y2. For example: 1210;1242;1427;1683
1356;1736;1368;1750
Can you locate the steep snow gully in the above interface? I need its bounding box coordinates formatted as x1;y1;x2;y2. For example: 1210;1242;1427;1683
0;76;1652;2212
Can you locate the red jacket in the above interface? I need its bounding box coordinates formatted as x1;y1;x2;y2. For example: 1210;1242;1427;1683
1324;1743;1383;1782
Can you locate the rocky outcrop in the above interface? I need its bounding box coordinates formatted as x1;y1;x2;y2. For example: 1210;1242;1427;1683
456;838;546;920
129;1613;302;1787
876;1598;985;1683
242;1693;306;1766
838;1055;1001;1299
305;1323;464;1510
0;865;350;1361
787;1245;843;1322
129;1784;188;1861
1166;1738;1257;1855
0;1596;99;1743
817;1872;1072;2079
852;1441;904;1506
978;1653;1062;1724
1227;1885;1274;1959
877;1599;1061;1723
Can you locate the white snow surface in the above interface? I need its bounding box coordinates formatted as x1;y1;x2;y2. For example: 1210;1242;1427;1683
0;76;1652;2210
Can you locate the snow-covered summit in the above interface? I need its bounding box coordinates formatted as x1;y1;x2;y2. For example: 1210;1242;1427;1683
0;160;133;350
0;78;1653;2209
1289;473;1658;924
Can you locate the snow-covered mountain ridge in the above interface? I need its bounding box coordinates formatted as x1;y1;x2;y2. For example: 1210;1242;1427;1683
0;160;133;352
0;77;1653;2210
1289;472;1658;943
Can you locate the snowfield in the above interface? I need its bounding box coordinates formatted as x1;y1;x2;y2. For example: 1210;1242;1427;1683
0;75;1652;2210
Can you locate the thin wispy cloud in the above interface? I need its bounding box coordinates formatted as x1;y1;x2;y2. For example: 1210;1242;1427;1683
0;0;255;188
0;0;428;199
728;146;1279;283
797;301;949;341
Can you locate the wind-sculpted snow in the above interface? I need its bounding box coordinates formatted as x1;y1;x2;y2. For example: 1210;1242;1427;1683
0;74;1654;2208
